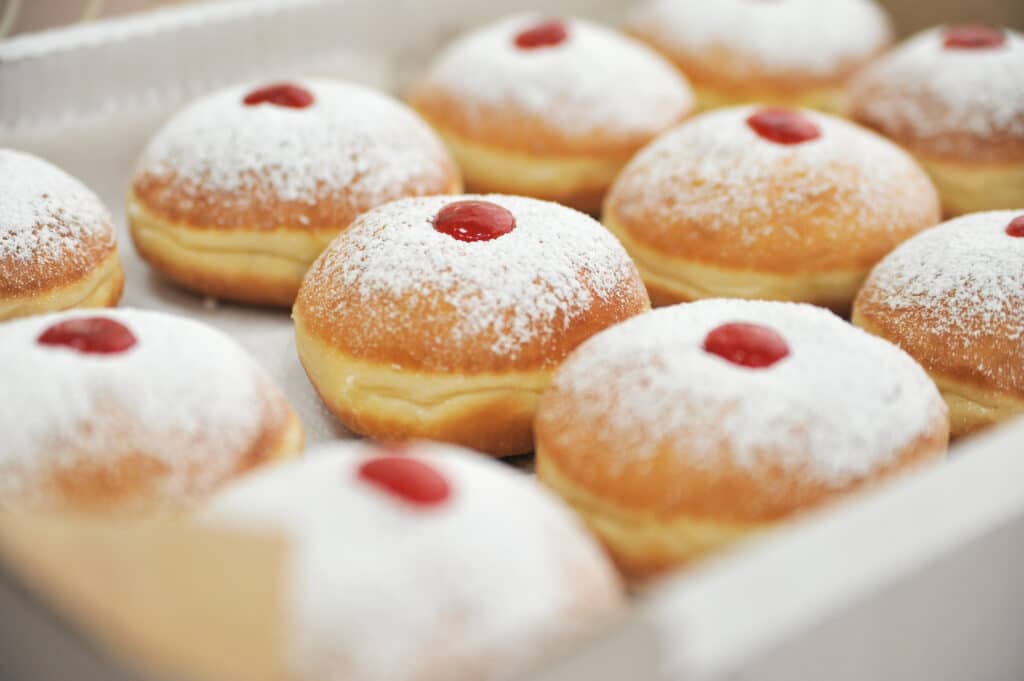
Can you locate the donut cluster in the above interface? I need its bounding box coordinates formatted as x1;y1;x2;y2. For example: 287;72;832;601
2;3;1021;680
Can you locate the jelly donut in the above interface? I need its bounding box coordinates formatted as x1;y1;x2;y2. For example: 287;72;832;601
0;308;302;513
0;149;123;321
603;106;940;312
535;299;948;580
408;15;693;214
128;79;460;306
203;441;621;681
626;0;891;112
293;195;650;456
847;25;1024;217
854;211;1024;438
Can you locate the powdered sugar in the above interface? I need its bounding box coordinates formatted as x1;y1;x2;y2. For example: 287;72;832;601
417;14;692;137
865;210;1024;343
0;148;115;273
302;194;641;359
628;0;891;76
202;441;619;681
849;27;1024;143
610;106;928;240
0;308;281;510
547;300;943;483
134;78;452;206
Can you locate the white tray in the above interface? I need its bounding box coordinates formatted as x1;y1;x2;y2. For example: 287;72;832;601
3;2;1024;680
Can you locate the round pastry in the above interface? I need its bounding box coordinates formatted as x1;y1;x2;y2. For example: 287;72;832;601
407;14;693;214
603;105;941;313
626;0;891;112
847;25;1024;217
0;308;302;513
853;210;1024;439
293;194;650;456
535;299;949;580
128;79;461;307
203;441;621;681
0;149;123;321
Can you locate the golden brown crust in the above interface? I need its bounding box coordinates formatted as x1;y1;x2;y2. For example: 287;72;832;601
852;297;1024;399
295;266;649;374
131;160;461;234
0;217;118;298
409;86;682;160
602;111;941;276
633;30;887;103
535;392;948;524
848;91;1024;164
35;399;302;515
603;160;939;275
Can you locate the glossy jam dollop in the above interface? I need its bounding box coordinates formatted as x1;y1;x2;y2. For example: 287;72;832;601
515;20;569;49
943;24;1006;50
37;317;138;355
703;322;790;369
746;108;821;145
433;200;516;242
357;456;451;507
1006;215;1024;237
243;83;315;109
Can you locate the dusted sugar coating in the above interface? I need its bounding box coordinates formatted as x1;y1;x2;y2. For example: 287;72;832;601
855;211;1024;395
132;79;458;230
0;149;117;295
627;0;891;90
605;106;940;273
848;27;1024;162
408;14;693;157
296;194;649;371
202;442;622;681
0;309;299;512
537;300;948;521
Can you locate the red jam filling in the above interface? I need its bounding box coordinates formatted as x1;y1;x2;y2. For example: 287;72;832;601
433;200;516;242
746;108;821;145
1006;215;1024;237
357;456;451;507
943;24;1006;50
703;322;790;369
37;317;137;355
515;20;569;49
243;83;314;109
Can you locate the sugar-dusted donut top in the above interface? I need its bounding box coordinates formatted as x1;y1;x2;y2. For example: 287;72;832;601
296;194;648;372
202;441;620;681
539;300;945;517
132;79;457;230
856;210;1024;394
605;106;939;272
848;27;1024;159
0;308;288;510
628;0;891;80
409;14;693;155
0;149;117;295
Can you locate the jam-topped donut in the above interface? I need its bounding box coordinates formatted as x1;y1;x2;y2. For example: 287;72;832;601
848;26;1024;216
626;0;891;112
293;194;650;456
854;210;1024;438
0;308;302;513
128;79;460;307
535;299;948;580
603;106;940;313
202;441;621;681
408;14;693;214
0;149;123;321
